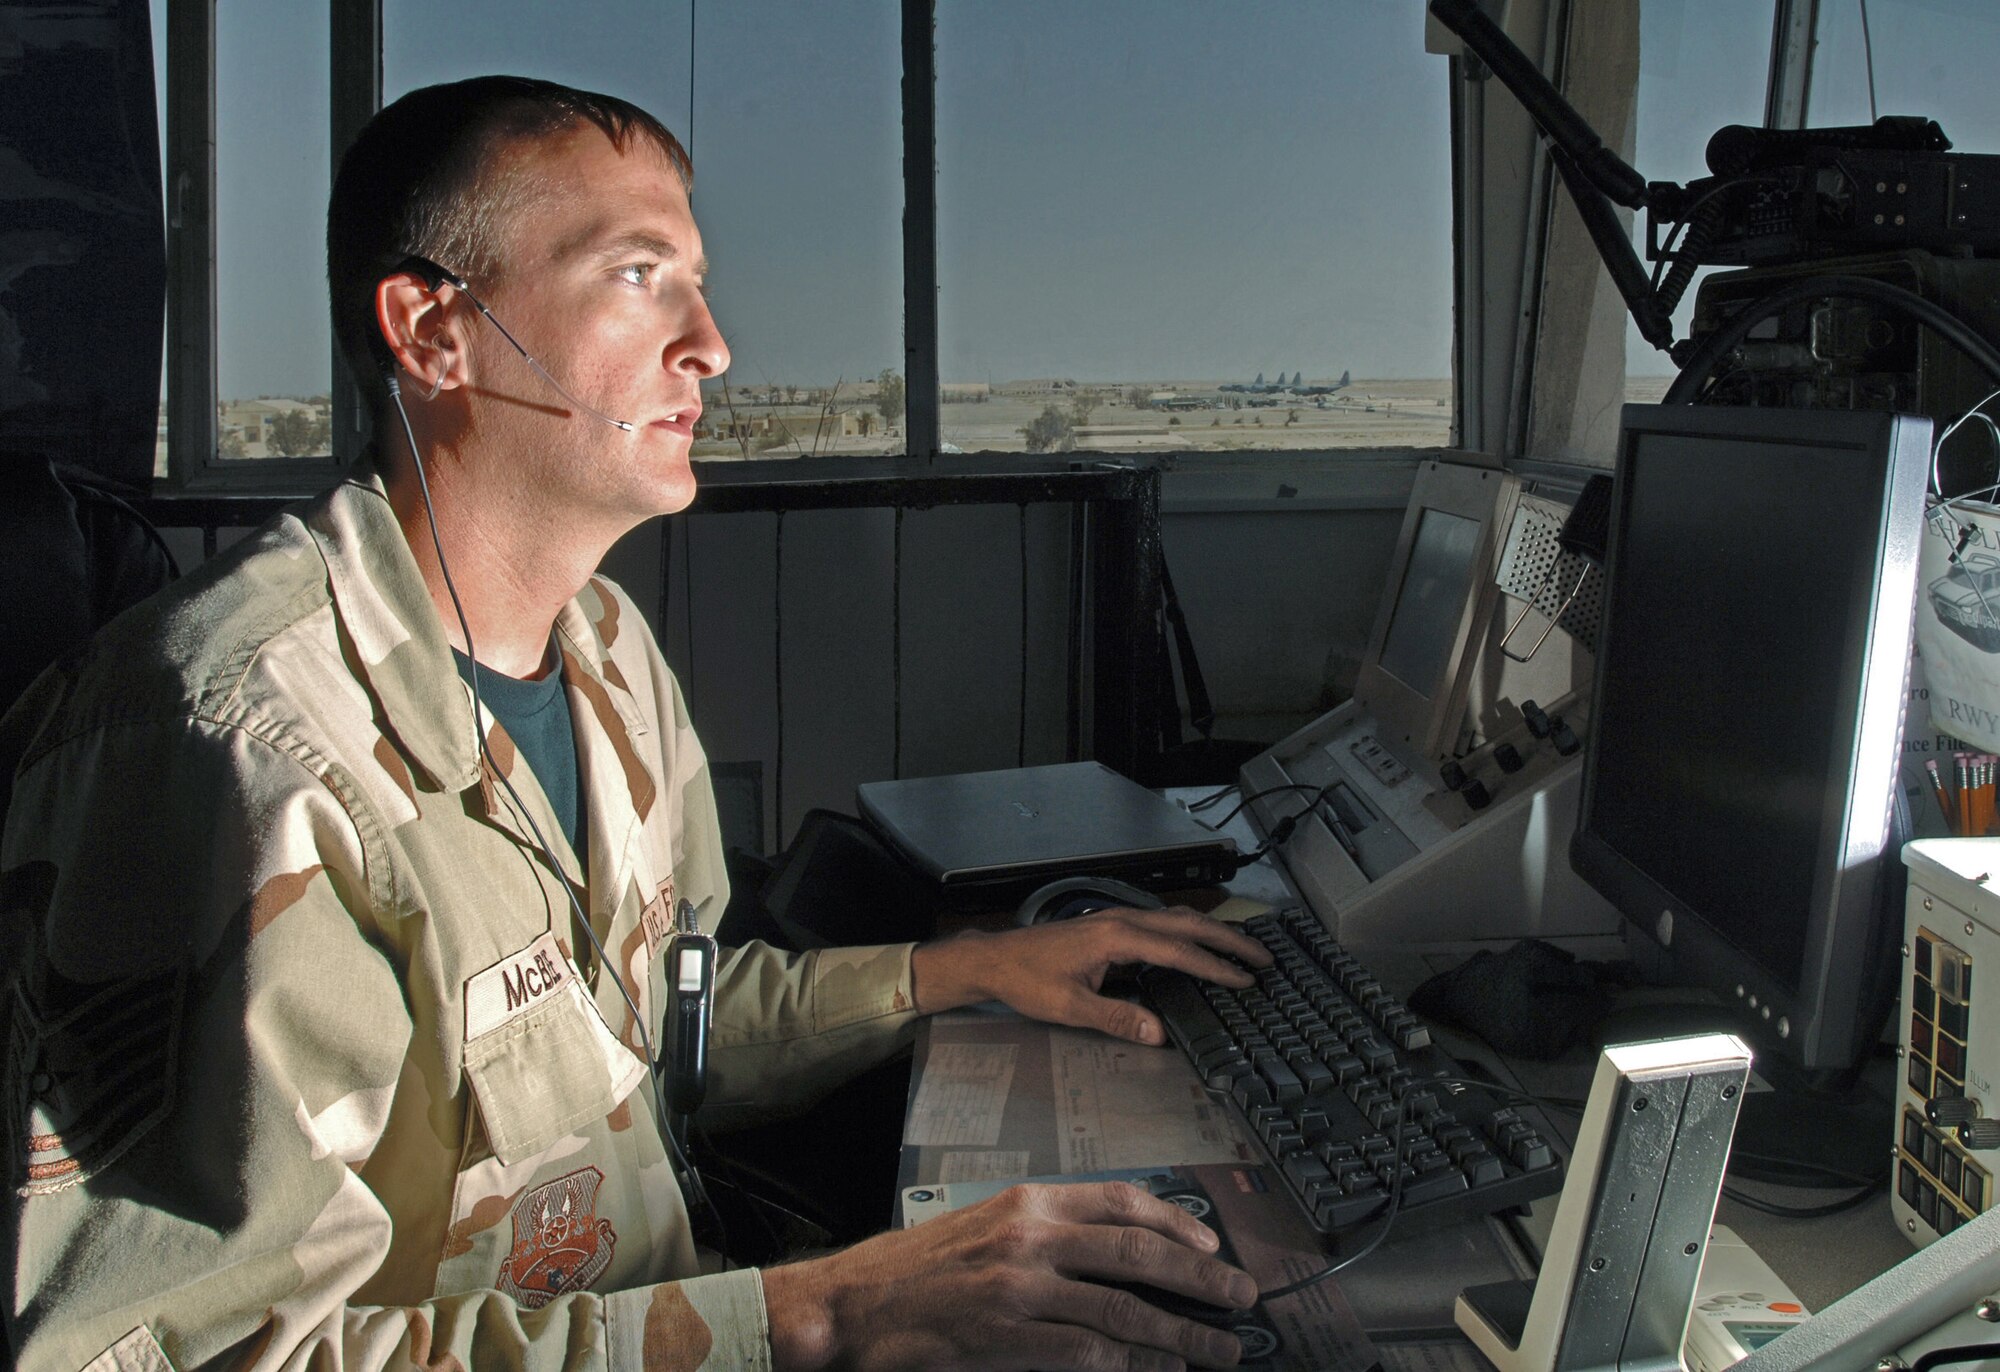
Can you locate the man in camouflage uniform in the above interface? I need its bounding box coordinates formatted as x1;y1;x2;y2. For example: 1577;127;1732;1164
4;77;1272;1372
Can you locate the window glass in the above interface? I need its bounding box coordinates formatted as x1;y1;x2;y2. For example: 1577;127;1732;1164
386;0;903;458
1624;0;1774;402
936;1;1453;454
216;2;333;459
1808;0;2000;151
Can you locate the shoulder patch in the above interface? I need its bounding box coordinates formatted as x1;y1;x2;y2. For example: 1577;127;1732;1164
9;962;186;1196
496;1165;617;1308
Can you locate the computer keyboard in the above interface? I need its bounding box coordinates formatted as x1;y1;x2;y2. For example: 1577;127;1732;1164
1139;907;1564;1236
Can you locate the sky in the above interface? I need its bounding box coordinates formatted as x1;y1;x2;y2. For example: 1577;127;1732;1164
160;0;2000;400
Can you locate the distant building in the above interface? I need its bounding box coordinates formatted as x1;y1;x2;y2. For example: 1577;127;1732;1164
219;397;328;456
698;408;863;446
996;378;1077;397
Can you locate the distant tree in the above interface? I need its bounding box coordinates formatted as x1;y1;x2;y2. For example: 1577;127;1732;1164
267;408;330;456
876;369;906;430
1069;394;1095;428
1126;385;1151;410
1021;404;1076;453
219;428;247;457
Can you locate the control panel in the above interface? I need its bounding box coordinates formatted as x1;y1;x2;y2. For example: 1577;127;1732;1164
1237;691;1621;944
1895;839;2000;1245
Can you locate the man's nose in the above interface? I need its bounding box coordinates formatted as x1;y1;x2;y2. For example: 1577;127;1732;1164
671;296;729;378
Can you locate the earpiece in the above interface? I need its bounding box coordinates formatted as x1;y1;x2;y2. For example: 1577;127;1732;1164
421;343;447;401
387;253;634;431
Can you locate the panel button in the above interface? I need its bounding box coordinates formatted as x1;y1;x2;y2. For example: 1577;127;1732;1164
1939;1035;1967;1082
1963;1161;1988;1210
1941;998;1970;1040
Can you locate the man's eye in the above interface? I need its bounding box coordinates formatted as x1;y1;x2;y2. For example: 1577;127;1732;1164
616;263;655;287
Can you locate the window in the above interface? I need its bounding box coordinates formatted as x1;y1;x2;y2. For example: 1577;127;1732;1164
387;0;904;460
215;1;333;462
162;1;1543;481
1622;0;1775;401
1807;0;2000;151
935;0;1454;455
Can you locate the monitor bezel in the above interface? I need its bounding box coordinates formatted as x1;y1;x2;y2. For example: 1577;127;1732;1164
1352;459;1521;778
1569;403;1931;1071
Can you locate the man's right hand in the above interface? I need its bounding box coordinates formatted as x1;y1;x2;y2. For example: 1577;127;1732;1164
760;1180;1258;1371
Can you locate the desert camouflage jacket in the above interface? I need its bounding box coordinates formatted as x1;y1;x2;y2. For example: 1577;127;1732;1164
2;472;921;1372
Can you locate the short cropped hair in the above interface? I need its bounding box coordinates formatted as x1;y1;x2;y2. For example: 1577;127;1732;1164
327;75;692;410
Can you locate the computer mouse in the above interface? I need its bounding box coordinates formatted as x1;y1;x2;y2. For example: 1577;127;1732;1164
1014;875;1165;926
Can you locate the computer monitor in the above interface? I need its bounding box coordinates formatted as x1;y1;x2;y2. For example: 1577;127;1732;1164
1571;404;1931;1071
1352;459;1521;776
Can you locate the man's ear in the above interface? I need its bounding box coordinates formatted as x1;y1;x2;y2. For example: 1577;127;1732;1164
374;270;466;395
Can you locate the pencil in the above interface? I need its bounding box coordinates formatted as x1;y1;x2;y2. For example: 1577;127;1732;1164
1959;754;1974;836
1930;758;1959;833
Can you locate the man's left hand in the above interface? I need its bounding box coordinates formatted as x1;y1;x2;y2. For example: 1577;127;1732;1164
910;908;1274;1046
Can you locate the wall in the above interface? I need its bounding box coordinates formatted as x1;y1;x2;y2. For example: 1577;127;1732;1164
601;454;1426;851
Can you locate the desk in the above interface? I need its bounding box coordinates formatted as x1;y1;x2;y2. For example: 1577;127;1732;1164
893;794;1916;1364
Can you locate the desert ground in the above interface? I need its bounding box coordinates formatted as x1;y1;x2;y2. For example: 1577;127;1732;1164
690;373;1681;459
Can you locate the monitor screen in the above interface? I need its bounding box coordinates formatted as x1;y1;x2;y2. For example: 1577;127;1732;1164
1378;508;1483;693
1572;404;1930;1070
1352;460;1519;775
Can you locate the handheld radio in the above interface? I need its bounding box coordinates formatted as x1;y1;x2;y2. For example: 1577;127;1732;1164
664;898;716;1139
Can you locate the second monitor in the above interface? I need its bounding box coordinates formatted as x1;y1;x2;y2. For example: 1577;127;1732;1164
1571;403;1932;1073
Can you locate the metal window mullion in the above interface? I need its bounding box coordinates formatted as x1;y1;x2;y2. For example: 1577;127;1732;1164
330;0;382;465
1765;0;1818;130
901;0;939;461
165;0;217;486
1507;0;1569;462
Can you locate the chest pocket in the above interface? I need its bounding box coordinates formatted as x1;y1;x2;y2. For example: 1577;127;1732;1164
462;978;649;1166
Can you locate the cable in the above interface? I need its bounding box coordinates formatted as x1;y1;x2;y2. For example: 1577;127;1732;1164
1727;1147;1888;1191
1250;1074;1569;1302
1645;175;1781;298
773;509;785;848
1664;274;2000;406
1858;0;1879;126
1187;781;1240;813
1904;1344;2000;1372
1197;782;1328;832
1720;1181;1883;1219
1258;1089;1420;1302
388;374;728;1253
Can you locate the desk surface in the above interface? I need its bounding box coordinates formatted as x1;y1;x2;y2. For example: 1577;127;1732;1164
896;790;1917;1352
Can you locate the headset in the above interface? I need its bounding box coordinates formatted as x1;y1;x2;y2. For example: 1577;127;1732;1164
379;255;721;1233
389;253;636;431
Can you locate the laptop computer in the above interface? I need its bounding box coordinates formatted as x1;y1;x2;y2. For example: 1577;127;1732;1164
855;761;1240;906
